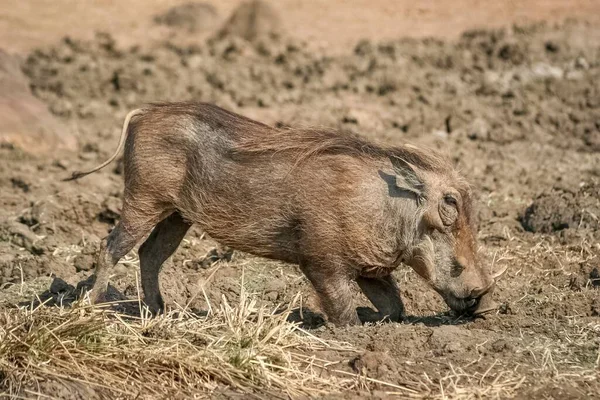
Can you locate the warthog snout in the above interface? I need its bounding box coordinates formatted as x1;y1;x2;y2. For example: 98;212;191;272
443;283;496;315
442;262;508;316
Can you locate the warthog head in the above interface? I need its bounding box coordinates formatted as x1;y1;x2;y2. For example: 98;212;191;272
393;151;506;316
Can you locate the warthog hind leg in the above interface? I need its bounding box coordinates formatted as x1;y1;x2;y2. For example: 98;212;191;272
138;211;191;314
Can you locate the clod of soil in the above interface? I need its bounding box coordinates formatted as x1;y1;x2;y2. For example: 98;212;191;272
519;182;600;236
216;0;283;41
349;350;396;378
154;2;218;32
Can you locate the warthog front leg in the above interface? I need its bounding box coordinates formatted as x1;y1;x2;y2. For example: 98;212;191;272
357;274;404;322
300;262;360;326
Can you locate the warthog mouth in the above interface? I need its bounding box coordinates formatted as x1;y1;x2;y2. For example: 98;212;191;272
442;265;508;316
442;284;498;316
443;294;479;315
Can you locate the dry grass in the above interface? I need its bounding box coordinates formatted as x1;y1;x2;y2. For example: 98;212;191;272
0;294;547;400
1;239;598;399
0;281;364;399
0;276;545;400
525;316;600;377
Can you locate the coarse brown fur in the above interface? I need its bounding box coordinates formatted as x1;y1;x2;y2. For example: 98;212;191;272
68;101;498;326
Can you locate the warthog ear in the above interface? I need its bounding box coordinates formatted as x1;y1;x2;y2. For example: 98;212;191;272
391;157;424;198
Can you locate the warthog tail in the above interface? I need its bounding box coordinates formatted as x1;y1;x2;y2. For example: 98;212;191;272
63;108;145;181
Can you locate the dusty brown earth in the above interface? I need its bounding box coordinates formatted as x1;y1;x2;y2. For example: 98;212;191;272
3;0;600;53
1;1;600;399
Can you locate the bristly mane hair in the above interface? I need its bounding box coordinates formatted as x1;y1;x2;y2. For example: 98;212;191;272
232;125;450;173
226;116;474;226
146;101;451;174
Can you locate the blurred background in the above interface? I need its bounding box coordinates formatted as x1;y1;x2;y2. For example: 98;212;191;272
1;1;599;398
2;0;600;52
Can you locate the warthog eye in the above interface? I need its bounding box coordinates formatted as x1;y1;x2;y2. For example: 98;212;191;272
439;194;459;226
451;259;464;277
444;195;458;206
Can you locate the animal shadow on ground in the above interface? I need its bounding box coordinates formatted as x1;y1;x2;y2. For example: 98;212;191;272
17;276;478;328
15;276;209;319
284;306;476;329
16;275;144;317
14;248;233;319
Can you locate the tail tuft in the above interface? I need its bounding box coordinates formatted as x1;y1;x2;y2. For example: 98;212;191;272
62;171;88;181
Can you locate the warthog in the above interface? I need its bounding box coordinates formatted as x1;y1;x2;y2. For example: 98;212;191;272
66;102;505;326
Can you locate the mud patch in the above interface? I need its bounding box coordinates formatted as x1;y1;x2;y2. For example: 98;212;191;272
216;0;283;41
154;2;218;33
519;181;600;236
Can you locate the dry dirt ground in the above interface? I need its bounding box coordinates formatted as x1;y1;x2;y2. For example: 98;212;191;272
1;1;600;399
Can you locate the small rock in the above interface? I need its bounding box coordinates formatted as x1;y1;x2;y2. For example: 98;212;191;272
200;246;233;268
349;351;394;375
531;63;563;79
341;109;382;131
565;70;584;81
591;298;600;316
52;159;69;170
428;325;471;355
490;339;514;353
79;151;98;161
4;220;44;254
98;197;122;224
498;302;512;314
74;252;96;272
186;54;204;70
467;118;490;141
575;56;589;70
263;278;286;301
342;115;358;124
497;41;525;64
263;290;278;302
545;41;560;53
265;278;286;293
432;129;448;139
50;277;75;294
590;267;600;288
10;177;30;193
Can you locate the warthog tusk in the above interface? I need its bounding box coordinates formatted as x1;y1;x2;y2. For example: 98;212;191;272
492;265;509;280
469;280;495;298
